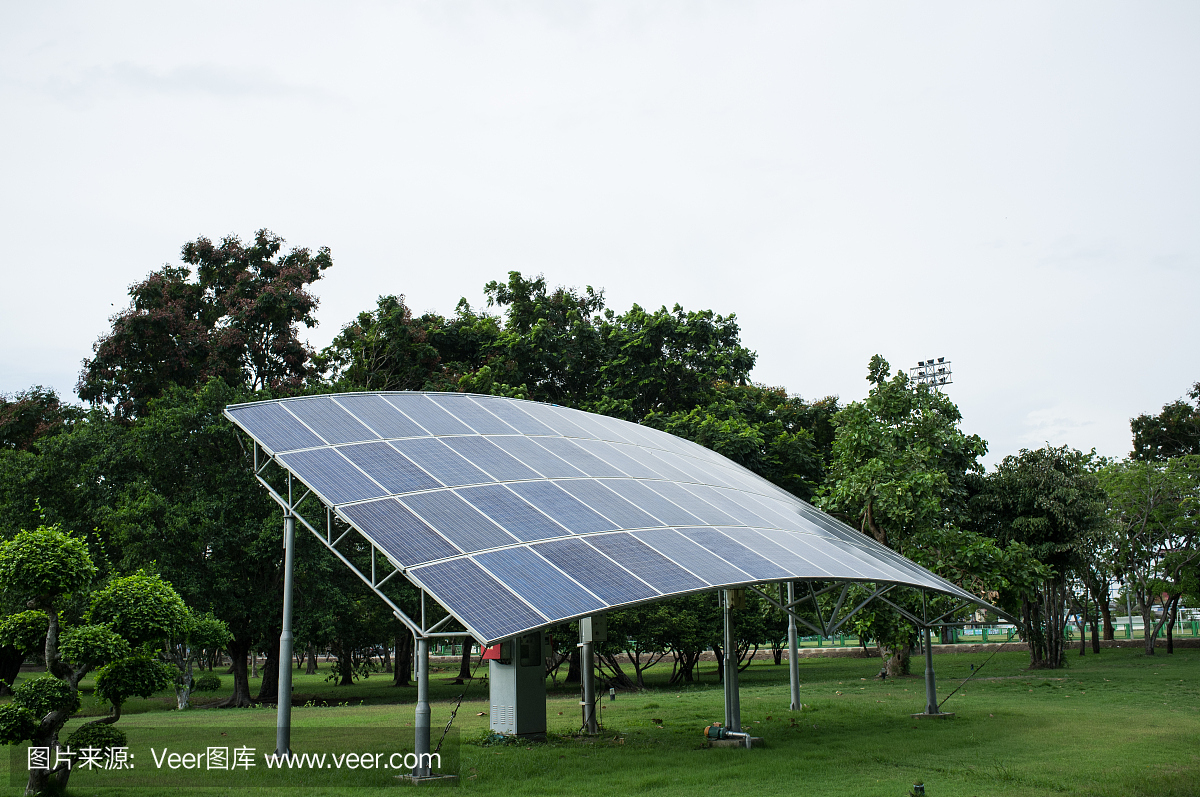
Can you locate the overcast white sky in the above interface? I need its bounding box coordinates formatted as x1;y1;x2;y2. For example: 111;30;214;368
2;2;1197;466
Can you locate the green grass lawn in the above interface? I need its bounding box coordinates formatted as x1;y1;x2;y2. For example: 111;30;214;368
4;646;1197;796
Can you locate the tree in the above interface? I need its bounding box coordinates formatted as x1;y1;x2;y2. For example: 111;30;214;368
0;527;184;795
817;356;990;674
314;295;445;392
970;446;1109;668
0;387;81;452
78;230;332;417
1130;382;1200;461
1098;456;1200;655
645;383;837;501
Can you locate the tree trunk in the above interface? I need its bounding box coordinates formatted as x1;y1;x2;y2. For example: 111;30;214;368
306;643;318;675
333;640;353;686
564;647;581;685
882;643;911;677
1078;599;1088;656
257;633;280;703
382;643;393;674
0;645;22;696
1166;594;1179;654
1142;594;1157;656
219;637;254;707
453;641;473;685
393;633;412;687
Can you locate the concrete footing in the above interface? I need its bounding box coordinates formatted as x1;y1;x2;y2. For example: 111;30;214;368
910;712;955;719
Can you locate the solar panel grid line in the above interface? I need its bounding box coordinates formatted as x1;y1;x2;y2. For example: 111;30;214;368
552;478;665;531
633;528;754;588
506;481;619;535
276;447;391;506
391;437;497;487
471;546;608;619
581;532;708;595
599;479;703;526
455;483;574;543
485;435;588;478
576;439;665;479
533;437;629;478
428;394;520;435
282;396;380;446
679;483;776;529
532;537;663;604
332;394;430;440
383;394;474;436
407;558;551;643
641;480;739;525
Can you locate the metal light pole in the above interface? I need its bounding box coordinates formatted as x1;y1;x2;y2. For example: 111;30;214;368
275;513;295;756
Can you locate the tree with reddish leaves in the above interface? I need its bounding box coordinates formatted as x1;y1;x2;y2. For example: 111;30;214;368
78;230;331;417
0;387;80;452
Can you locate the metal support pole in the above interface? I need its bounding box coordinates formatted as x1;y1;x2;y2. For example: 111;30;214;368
274;513;295;756
581;624;598;734
413;637;431;777
723;591;741;732
923;626;938;715
787;581;800;711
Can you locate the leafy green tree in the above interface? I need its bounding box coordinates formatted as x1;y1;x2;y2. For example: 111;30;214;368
817;356;991;674
645;383;837;501
1130;382;1200;461
0;387;81;452
1098;455;1200;655
78;229;332;417
0;526;186;794
970;446;1109;668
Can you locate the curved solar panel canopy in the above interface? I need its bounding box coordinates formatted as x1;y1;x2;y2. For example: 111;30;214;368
226;392;995;644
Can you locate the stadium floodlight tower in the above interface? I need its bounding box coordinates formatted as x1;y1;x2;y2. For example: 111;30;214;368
910;357;952;390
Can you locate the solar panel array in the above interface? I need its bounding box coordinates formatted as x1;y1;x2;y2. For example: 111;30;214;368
226;392;978;644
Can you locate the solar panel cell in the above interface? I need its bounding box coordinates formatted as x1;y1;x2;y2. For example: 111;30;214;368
676;528;791;580
391;438;494;487
680;484;775;528
474;547;605;618
410;558;547;641
469;398;557;435
534;437;626;477
340;499;461;565
643;481;737;525
428;395;517;434
384;394;474;435
554;479;664;529
584;533;706;594
533;538;659;605
574;439;663;479
337;442;442;493
277;448;387;505
633;528;751;586
399;491;517;552
507;482;617;534
601;480;702;526
487;436;587;478
441;437;541;481
228;402;325;453
284;398;378;445
334;394;428;439
457;484;571;542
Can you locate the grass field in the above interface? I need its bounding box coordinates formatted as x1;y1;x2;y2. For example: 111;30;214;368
4;646;1197;796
